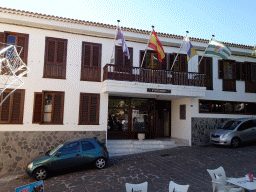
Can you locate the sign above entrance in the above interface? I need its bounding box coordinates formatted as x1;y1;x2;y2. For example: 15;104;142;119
147;88;171;93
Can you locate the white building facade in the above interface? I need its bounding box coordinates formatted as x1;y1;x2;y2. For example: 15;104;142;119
0;7;255;174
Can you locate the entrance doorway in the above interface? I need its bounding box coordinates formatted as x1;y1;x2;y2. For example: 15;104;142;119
107;97;171;139
155;100;171;137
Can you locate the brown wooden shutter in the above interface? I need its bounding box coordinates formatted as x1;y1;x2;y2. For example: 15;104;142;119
44;37;67;79
169;53;176;71
0;92;12;123
115;46;124;67
179;54;187;72
79;93;89;125
79;93;100;125
218;60;224;79
92;44;99;67
81;42;101;82
0;32;4;50
11;90;25;124
90;95;99;124
17;34;29;64
32;93;43;123
83;44;91;67
52;92;64;124
140;51;146;68
124;47;133;67
236;62;241;80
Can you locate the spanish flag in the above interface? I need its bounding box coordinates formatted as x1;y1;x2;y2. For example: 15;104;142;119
148;30;165;62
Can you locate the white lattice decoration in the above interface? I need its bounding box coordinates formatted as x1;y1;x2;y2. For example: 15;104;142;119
0;43;29;106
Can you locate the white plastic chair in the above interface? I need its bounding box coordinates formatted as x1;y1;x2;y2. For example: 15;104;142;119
207;166;245;192
169;181;189;192
125;181;148;192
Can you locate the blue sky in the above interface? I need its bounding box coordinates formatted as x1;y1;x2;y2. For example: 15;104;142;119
2;0;256;46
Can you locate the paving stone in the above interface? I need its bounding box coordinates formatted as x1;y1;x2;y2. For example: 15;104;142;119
0;143;256;192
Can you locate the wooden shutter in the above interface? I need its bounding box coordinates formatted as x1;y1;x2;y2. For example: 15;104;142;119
0;32;4;50
81;42;101;82
52;92;64;124
44;37;67;79
79;93;100;125
140;51;146;68
0;89;25;124
0;92;12;123
16;34;29;64
218;60;224;79
11;90;25;124
115;46;124;67
179;54;188;72
32;93;43;123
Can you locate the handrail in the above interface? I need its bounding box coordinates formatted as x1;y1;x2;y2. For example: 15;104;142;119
103;64;205;87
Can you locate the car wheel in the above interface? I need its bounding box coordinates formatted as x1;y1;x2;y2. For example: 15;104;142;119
231;137;241;148
33;167;48;181
95;158;106;169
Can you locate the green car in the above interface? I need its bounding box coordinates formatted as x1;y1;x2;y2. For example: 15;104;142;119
26;137;109;180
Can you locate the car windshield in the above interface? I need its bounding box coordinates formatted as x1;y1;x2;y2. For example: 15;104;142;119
49;144;63;156
220;120;241;130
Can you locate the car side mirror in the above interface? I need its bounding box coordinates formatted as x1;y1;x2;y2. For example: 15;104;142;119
55;152;61;157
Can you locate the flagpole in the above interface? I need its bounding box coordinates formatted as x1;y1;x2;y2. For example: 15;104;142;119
170;31;189;71
197;35;214;67
110;20;120;64
140;25;154;68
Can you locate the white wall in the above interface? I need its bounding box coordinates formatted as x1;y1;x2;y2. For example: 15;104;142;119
171;98;192;145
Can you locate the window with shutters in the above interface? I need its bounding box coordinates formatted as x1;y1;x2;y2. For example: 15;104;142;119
115;46;133;72
79;93;100;125
218;60;236;92
140;50;166;70
0;32;29;76
81;42;102;81
0;89;25;124
32;91;64;124
199;57;213;90
169;53;187;72
245;62;256;93
44;37;67;79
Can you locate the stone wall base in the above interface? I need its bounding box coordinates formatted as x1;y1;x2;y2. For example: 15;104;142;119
191;117;230;146
0;131;106;175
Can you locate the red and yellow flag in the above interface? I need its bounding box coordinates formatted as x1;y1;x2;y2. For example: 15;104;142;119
148;30;165;62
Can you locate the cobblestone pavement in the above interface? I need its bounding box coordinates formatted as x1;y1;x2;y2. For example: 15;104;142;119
1;143;256;192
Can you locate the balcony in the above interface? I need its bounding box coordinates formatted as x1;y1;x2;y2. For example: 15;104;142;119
103;64;205;87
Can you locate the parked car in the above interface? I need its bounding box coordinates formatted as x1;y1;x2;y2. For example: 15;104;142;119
26;137;109;180
210;118;256;148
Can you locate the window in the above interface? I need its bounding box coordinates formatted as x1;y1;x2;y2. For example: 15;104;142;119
169;53;187;72
199;57;213;90
79;93;100;125
0;89;25;124
81;42;102;81
180;105;186;120
140;50;166;70
218;60;236;92
81;141;95;151
199;100;256;115
115;46;133;70
44;37;67;79
245;62;256;93
32;91;65;124
59;142;80;155
0;32;29;76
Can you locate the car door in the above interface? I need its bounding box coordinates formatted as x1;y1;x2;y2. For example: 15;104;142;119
49;141;83;170
80;141;99;163
251;120;256;141
237;120;255;142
